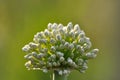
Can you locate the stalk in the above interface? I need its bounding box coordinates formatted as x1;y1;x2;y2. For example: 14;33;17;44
52;70;68;80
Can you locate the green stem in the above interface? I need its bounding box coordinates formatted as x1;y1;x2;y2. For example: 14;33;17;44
52;70;68;80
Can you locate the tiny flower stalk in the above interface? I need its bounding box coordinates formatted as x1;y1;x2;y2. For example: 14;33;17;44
22;22;99;80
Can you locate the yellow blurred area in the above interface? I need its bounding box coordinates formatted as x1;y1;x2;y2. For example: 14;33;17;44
0;0;119;80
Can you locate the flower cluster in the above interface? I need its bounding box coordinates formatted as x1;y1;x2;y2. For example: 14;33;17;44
22;22;99;75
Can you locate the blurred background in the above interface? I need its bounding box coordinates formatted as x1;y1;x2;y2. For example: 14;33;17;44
0;0;120;80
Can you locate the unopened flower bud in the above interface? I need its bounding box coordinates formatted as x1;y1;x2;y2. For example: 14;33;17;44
74;24;80;31
43;69;48;73
59;57;65;62
44;29;50;36
48;23;52;30
56;34;62;41
22;45;30;52
58;70;63;75
51;46;56;52
51;23;57;30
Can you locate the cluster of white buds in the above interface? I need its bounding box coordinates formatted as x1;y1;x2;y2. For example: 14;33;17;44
22;22;99;75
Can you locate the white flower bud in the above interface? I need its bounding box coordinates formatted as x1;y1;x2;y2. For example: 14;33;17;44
58;70;63;75
80;70;85;73
51;23;57;30
58;24;63;29
78;38;85;44
69;30;75;39
64;42;69;48
29;42;38;49
67;22;73;31
37;32;44;38
47;62;52;67
39;39;47;44
48;23;52;30
74;24;80;31
53;62;57;66
61;39;65;44
43;69;48;73
91;49;99;54
72;40;77;46
59;57;65;62
25;61;31;68
51;54;56;59
56;52;64;57
86;52;96;59
51;46;56;52
24;54;31;59
56;34;62;41
69;43;74;50
67;57;73;64
63;27;67;32
37;53;45;59
44;29;50;36
52;30;57;36
50;38;56;44
31;52;37;57
63;70;68;75
77;59;83;65
59;28;64;35
22;44;30;52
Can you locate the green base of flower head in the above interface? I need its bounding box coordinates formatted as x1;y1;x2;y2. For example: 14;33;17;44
22;22;99;76
52;70;68;80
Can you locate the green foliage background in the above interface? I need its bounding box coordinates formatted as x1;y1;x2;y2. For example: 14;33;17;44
0;0;119;80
